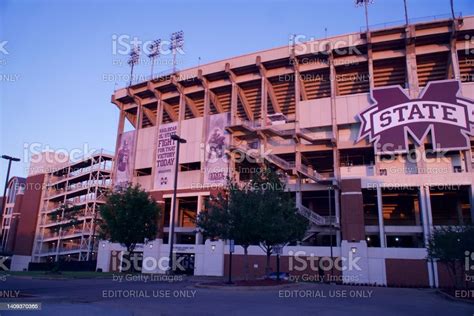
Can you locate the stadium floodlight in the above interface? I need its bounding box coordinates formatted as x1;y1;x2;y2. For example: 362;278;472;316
355;0;374;33
170;31;184;73
128;45;141;86
148;39;161;78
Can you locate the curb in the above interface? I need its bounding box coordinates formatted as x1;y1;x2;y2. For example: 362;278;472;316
194;282;298;291
436;289;474;304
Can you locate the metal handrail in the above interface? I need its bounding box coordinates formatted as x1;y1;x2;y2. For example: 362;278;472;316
298;164;324;181
297;204;326;225
266;154;294;170
360;12;462;32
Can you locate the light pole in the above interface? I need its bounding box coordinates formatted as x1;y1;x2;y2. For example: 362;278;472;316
168;134;186;274
128;45;140;86
450;0;456;20
356;0;374;33
403;0;409;25
170;31;184;74
148;39;161;79
1;155;20;218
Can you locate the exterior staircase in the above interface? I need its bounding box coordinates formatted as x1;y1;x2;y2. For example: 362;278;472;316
297;204;340;228
295;164;325;182
297;204;326;225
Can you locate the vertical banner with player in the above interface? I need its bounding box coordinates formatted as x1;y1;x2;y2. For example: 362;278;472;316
114;130;136;187
204;113;230;185
154;122;178;190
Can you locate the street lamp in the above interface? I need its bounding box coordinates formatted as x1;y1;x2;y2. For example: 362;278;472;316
1;155;20;220
168;134;186;274
170;31;184;73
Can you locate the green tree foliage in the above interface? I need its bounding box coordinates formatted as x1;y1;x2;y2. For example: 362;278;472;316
427;225;474;288
99;184;161;268
197;165;308;279
254;167;308;275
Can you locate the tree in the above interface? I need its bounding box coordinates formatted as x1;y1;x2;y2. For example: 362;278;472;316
99;184;161;271
197;165;309;279
197;179;262;280
427;225;474;288
252;166;308;275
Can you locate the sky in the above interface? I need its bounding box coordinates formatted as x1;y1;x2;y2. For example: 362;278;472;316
1;0;473;192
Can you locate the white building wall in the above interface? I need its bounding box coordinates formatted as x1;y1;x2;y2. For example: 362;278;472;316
135;127;157;169
10;255;31;272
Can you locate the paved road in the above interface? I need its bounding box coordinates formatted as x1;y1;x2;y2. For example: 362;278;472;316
0;275;472;316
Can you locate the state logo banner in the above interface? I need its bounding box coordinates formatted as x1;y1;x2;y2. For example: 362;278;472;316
357;80;474;153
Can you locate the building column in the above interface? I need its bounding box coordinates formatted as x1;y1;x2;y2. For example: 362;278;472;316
376;185;385;247
260;67;268;128
230;82;238;125
419;185;430;246
340;179;365;242
469;185;474;224
167;196;179;246
150;92;163;189
334;187;341;246
419;185;434;287
196;195;203;245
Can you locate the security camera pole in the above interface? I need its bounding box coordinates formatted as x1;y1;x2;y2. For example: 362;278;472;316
168;134;186;274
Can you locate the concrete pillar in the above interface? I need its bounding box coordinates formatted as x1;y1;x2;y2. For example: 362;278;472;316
425;186;433;230
196;195;203;245
150;96;163;189
469;185;474;224
334;187;341;246
405;25;420;98
167;196;179;246
261;73;268;127
340;179;365;242
420;186;435;288
341;240;369;284
142;239;164;274
419;186;430;247
457;198;464;225
376;185;386;247
231;82;238;125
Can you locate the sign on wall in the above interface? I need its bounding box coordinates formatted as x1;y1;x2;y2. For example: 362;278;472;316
114;130;136;187
154;122;178;190
204;113;230;185
357;80;474;153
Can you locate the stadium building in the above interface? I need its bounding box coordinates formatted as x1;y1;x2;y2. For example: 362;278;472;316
87;15;474;286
